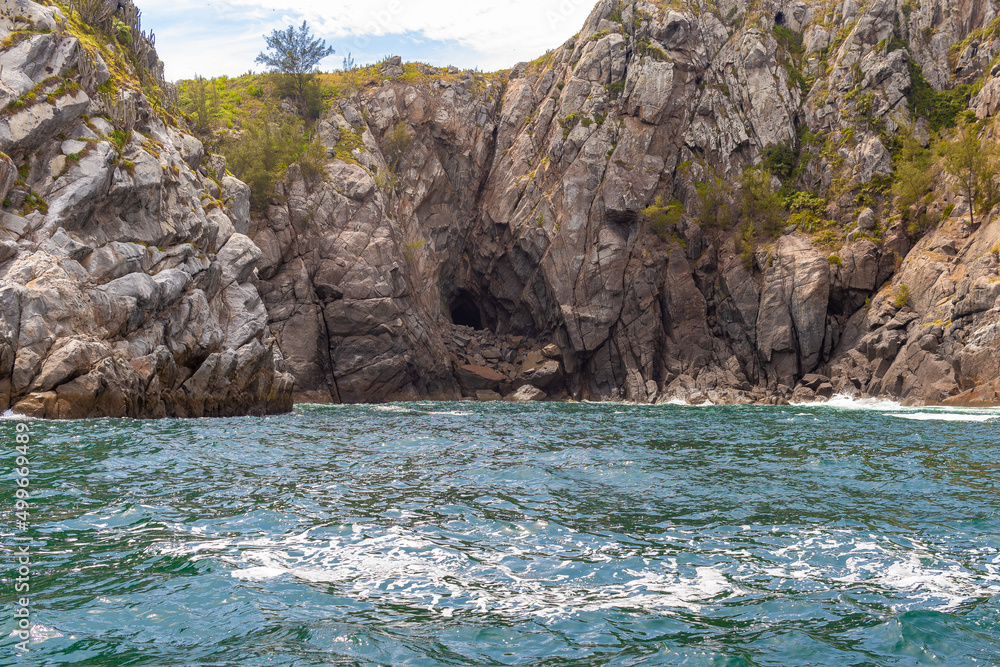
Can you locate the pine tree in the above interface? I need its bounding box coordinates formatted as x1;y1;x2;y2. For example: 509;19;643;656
255;21;334;117
942;119;998;227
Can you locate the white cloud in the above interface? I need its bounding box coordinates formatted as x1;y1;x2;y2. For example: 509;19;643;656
139;0;597;80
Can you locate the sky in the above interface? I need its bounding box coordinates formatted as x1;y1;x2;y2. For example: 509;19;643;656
138;0;598;81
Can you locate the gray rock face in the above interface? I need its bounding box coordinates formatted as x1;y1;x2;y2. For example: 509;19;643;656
0;153;16;204
754;236;831;386
0;2;293;419
6;0;1000;412
830;215;1000;405
0;89;91;153
244;0;1000;407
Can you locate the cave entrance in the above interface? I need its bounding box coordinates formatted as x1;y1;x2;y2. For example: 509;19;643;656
450;289;484;330
774;11;785;25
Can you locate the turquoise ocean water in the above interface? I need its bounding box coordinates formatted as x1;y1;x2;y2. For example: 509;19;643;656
1;400;999;665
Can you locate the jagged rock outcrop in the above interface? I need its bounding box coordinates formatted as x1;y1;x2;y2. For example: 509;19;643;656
0;0;293;418
246;0;999;406
6;0;1000;413
829;212;1000;404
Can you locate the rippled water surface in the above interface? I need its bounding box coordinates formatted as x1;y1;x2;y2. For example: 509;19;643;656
2;401;1000;666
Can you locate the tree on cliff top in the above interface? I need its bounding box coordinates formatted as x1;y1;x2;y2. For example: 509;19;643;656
256;21;334;117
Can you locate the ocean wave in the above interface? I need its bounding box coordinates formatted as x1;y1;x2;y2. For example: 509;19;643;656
810;394;1000;421
370;404;421;413
810;394;905;410
660;398;718;407
1;409;43;421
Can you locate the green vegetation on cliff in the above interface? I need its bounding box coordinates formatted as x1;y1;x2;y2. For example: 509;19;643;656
176;51;502;213
178;73;324;210
51;0;178;122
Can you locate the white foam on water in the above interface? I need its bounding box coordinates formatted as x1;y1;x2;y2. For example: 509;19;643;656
156;526;741;619
154;517;999;620
803;394;1000;422
660;398;717;407
361;404;473;417
808;394;905;410
230;566;289;580
370;404;419;413
868;557;989;610
886;412;997;422
1;410;43;421
760;531;1000;612
7;624;64;643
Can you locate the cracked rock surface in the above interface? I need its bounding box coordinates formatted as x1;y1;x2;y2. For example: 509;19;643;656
0;1;292;418
252;0;1000;406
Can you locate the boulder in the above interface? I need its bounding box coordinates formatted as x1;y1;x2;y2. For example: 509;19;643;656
0;240;17;263
223;175;252;234
849;136;893;185
217;233;261;286
178;134;205;170
40;228;90;260
152;268;190;309
542;343;562;359
12;391;57;419
0;212;30;238
29;338;106;393
836;240;880;291
516;351;563;388
973;75;1000;119
791;385;816;403
103;272;161;311
84;242;151;282
943;379;1000;407
800;374;830;391
457;364;506;392
506;385;546;402
380;55;404;78
857;208;877;231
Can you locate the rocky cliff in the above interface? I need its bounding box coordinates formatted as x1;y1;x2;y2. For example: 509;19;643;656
5;0;1000;417
0;0;293;418
248;0;1000;406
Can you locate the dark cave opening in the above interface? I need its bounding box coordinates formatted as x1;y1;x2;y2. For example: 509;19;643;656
774;11;785;25
450;290;484;330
